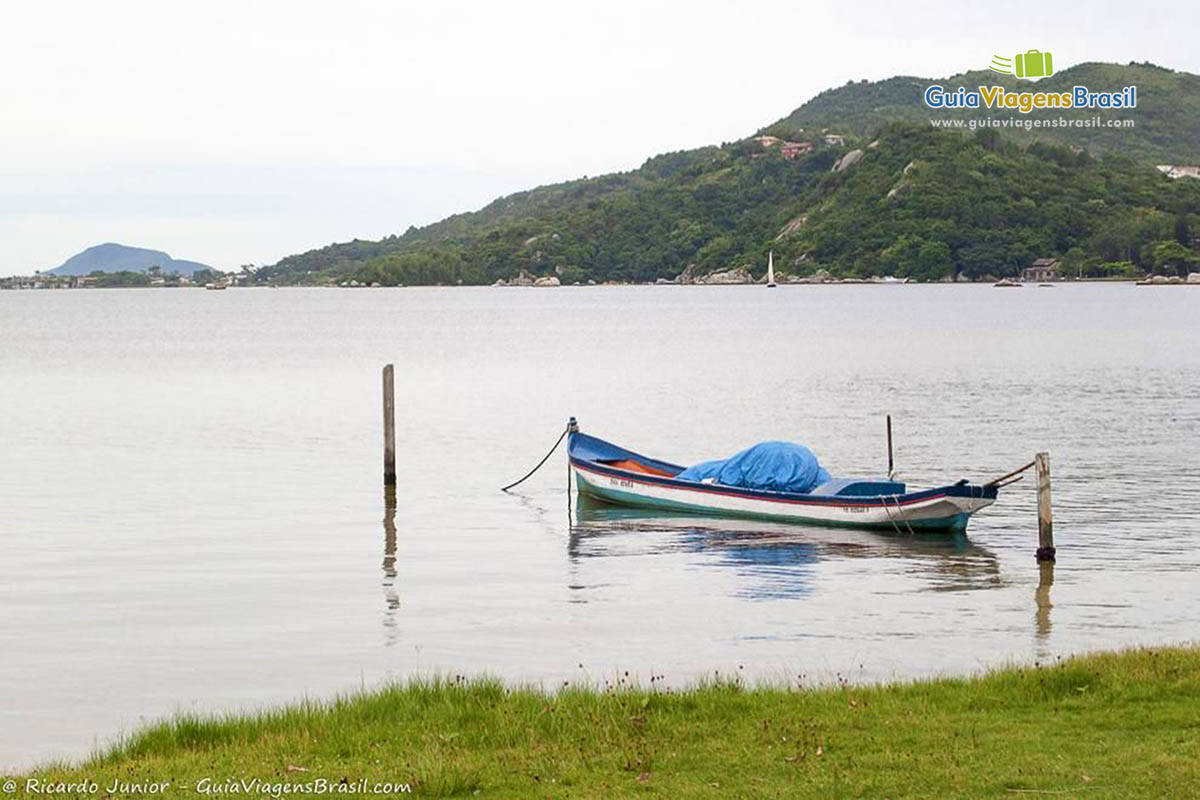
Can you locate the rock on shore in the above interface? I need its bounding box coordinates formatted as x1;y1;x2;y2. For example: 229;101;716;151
701;267;754;284
492;270;560;287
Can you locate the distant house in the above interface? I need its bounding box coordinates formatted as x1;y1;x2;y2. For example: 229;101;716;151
753;135;781;149
824;134;846;146
74;275;98;287
780;140;814;160
1022;258;1061;282
1156;165;1200;180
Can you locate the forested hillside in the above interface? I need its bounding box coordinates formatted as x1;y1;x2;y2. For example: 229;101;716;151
258;62;1200;286
764;62;1200;165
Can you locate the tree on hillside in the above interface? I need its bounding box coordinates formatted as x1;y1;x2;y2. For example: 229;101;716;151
1152;240;1200;276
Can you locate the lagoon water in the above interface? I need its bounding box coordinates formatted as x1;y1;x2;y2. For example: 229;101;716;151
1;283;1198;769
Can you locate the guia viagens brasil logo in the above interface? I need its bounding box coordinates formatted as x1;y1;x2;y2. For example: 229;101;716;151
923;49;1136;113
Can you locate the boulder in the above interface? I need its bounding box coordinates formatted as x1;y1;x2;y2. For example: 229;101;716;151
675;263;705;284
533;275;560;287
1188;272;1200;284
793;268;833;284
702;266;754;285
775;214;808;239
510;270;536;287
655;277;675;284
491;278;507;287
832;149;864;173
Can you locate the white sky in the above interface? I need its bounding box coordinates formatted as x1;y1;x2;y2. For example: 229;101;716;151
2;0;1197;275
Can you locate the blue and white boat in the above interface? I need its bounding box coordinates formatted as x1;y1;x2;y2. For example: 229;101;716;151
568;423;998;533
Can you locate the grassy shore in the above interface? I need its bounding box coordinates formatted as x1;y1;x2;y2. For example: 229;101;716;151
14;647;1199;798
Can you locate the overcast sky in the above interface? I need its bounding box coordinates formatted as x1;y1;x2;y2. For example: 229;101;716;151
2;0;1196;275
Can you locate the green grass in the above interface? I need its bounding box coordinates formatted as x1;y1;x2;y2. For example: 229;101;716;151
12;647;1200;798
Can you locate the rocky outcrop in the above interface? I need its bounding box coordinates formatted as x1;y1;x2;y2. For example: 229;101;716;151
1138;274;1184;285
832;149;864;173
675;263;704;284
1188;272;1200;284
533;275;560;287
702;267;754;284
791;268;834;284
492;270;538;287
775;214;808;240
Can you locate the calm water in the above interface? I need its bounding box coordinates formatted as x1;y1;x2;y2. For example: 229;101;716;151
1;284;1198;769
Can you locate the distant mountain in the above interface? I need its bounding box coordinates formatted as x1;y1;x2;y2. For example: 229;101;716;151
47;243;213;276
258;61;1200;286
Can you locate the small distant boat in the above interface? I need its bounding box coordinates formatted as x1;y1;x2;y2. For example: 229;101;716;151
993;278;1021;288
568;424;998;533
766;250;777;288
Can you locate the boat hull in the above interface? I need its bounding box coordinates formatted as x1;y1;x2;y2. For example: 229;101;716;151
571;459;993;533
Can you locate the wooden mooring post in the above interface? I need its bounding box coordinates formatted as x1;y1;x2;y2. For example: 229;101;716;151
886;414;894;480
382;364;396;487
1035;451;1054;562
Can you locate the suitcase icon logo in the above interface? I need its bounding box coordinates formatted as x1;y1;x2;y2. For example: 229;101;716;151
1014;49;1054;79
989;50;1055;79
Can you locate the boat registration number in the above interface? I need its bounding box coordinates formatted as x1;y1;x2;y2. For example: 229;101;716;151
842;506;868;514
608;477;636;489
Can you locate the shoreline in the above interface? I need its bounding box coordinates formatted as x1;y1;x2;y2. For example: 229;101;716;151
1;277;1171;291
13;645;1200;797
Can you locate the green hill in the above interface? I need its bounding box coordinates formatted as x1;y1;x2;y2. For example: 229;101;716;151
763;62;1200;166
259;62;1200;286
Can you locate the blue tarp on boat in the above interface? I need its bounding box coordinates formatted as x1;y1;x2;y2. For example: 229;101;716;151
675;441;831;494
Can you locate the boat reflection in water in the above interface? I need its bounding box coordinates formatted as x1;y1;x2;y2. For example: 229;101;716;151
569;495;1003;601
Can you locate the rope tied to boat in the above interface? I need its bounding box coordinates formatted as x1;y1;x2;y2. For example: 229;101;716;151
984;460;1036;488
501;418;575;492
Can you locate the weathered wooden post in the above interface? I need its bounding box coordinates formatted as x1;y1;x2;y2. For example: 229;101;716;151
886;414;894;480
1035;451;1054;562
382;364;396;487
382;484;397;578
1035;560;1054;641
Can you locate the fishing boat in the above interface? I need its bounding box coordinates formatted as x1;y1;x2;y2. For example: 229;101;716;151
766;250;777;288
567;421;998;533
